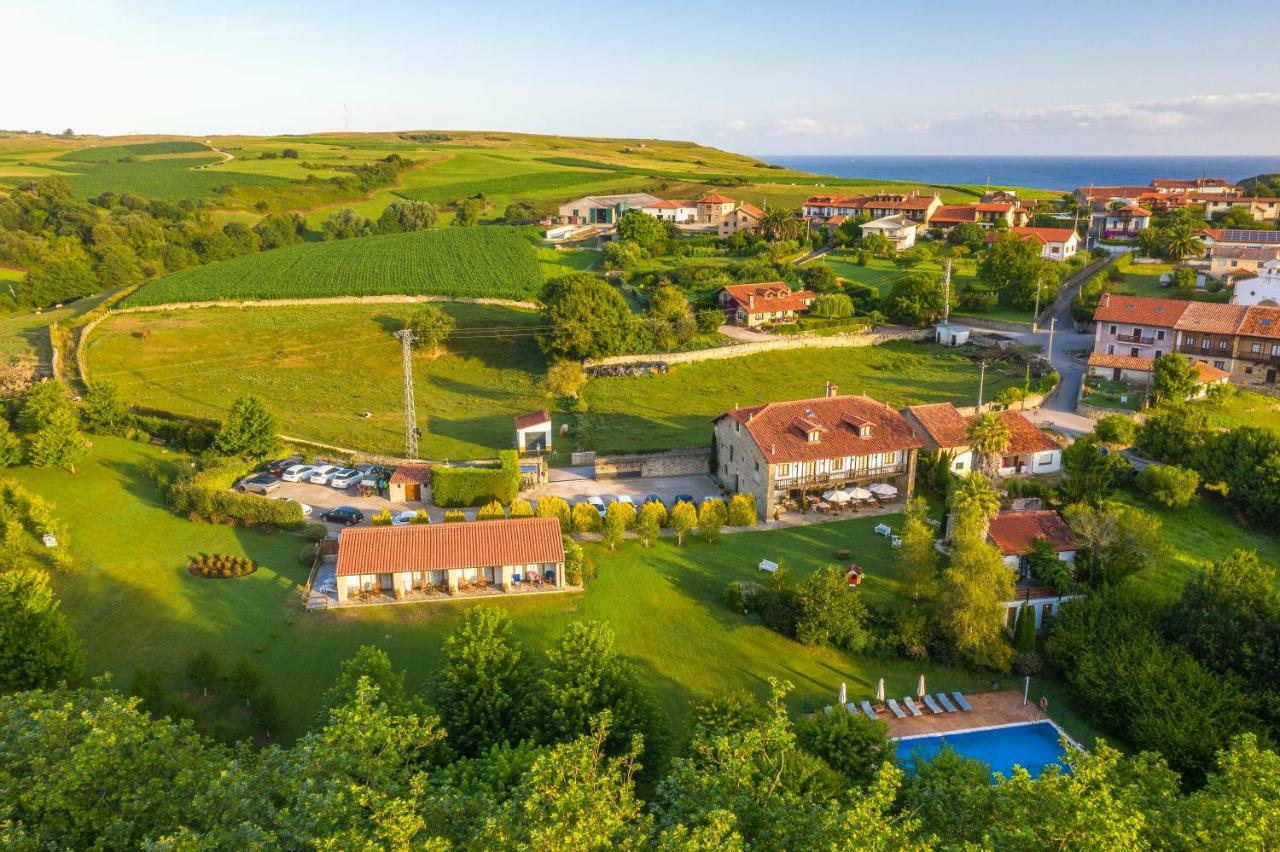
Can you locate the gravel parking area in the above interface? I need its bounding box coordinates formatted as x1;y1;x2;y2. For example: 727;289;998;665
524;467;723;506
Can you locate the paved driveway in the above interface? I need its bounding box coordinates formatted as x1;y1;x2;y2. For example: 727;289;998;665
526;469;723;505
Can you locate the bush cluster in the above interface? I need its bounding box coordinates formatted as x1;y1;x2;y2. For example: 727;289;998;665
188;553;256;579
164;457;303;528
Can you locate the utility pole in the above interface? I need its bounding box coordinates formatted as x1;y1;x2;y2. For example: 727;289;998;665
1032;273;1042;332
977;362;987;413
942;258;952;323
394;330;419;459
1047;317;1057;364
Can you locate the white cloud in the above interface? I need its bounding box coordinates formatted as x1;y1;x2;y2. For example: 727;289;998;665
918;92;1280;137
765;117;865;137
724;118;747;132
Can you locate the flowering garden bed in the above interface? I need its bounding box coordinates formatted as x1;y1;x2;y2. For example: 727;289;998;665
188;553;258;579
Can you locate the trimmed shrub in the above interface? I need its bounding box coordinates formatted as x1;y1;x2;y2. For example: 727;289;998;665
1094;414;1137;447
535;495;571;533
430;450;520;507
508;498;534;518
165;458;302;528
443;510;466;523
476;500;506;521
1013;604;1037;651
571;501;602;533
727;494;758;527
411;508;431;524
725;580;745;612
563;535;585;585
697;498;726;543
370;509;393;526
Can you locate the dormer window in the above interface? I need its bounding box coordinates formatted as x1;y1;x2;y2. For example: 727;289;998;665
859;424;873;438
807;428;821;443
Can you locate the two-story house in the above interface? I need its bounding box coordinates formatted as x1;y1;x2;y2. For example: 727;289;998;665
1092;204;1152;238
859;214;918;250
719;203;764;237
1230;260;1280;306
902;403;1061;478
696;193;737;224
802;192;942;225
718;281;816;328
1231;305;1280;389
1175;302;1248;374
986;226;1080;261
712;386;923;517
1092;293;1186;364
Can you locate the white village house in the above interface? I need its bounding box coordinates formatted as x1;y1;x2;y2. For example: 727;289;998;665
986;226;1080;261
859;214;918;250
514;409;553;453
901;404;1062;477
985;510;1081;632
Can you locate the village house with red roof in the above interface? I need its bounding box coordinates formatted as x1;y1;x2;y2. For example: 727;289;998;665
901;404;1062;478
334;517;567;604
712;384;922;516
717;281;816;328
985;226;1081;261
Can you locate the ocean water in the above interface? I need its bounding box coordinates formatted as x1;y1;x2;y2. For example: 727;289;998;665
762;155;1280;192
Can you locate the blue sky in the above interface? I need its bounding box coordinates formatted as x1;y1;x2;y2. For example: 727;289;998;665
5;0;1280;155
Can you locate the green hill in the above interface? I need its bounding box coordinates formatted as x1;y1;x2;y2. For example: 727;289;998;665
121;227;542;306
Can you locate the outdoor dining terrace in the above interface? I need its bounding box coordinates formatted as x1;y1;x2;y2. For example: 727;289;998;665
311;559;574;609
774;480;904;518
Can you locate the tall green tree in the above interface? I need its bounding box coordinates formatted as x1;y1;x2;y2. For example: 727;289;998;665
1063;500;1170;587
1152;353;1198;404
433;606;531;757
376;200;438;234
1060;433;1128;505
896;497;940;603
882;270;944;326
213;395;279;458
17;379;72;434
539;274;635;360
939;535;1015;671
80;381;131;435
405;305;457;351
27;406;88;473
967;412;1011;476
947;472;1001;542
0;567;84;691
793;565;871;650
0;419;22;467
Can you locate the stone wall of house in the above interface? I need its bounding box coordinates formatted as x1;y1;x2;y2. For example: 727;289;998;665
712;417;771;514
584;327;931;370
592;447;712;479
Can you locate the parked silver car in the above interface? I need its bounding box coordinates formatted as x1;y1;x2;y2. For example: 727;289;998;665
280;464;316;483
308;464;341;485
328;468;363;489
237;474;279;495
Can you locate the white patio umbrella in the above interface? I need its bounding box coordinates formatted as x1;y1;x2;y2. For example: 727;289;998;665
876;677;885;703
917;674;926;699
848;486;873;500
823;489;852;503
838;682;847;705
869;482;898;497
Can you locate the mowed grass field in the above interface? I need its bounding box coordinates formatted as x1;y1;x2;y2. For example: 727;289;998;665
86;302;1021;458
120;227;543;307
4;435;1102;744
822;252;1034;325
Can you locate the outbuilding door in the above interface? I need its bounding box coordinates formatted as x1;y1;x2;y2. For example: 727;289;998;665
404;483;421;502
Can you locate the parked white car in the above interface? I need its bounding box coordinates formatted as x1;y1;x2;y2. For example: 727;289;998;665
308;465;341;485
329;468;363;489
391;510;421;526
614;495;635;507
276;496;313;518
587;495;606;516
280;464;316;483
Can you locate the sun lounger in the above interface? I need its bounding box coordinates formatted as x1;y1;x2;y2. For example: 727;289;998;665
923;694;944;714
860;700;878;720
953;691;973;712
936;692;958;712
886;698;907;719
843;702;860;716
874;523;892;537
903;697;923;716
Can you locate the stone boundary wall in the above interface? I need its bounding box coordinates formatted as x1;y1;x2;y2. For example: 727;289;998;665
956;316;1032;334
585;327;931;369
593;447;711;479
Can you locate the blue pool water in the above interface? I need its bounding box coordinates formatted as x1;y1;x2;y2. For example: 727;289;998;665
895;722;1067;778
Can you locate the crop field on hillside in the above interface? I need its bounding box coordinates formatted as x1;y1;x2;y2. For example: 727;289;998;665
57;140;212;162
121;227;543;306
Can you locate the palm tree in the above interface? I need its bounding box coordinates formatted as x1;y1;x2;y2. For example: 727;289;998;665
947;472;1002;544
1161;222;1205;262
760;208;800;243
967;412;1010;476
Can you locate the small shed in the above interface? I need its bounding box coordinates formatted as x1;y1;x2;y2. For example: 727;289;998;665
935;321;971;346
514;409;553;454
388;465;431;504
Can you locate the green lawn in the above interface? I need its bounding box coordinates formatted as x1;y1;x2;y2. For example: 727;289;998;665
1112;257;1227;303
1117;489;1280;603
536;246;599;280
4;435;1100;745
821;252;1033;325
86;303;1018;458
1081;378;1145;411
0;291;114;367
1195;387;1280;435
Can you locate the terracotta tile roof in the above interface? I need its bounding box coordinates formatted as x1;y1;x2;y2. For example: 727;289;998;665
904;403;970;448
699;193;735;204
736;203;765;218
825;214;848;225
1175;302;1247;335
720;282;816;313
986;511;1078;556
805;194;865;207
1153;177;1234;189
870;195;937;211
1089;352;1155;372
987;226;1078;246
1102;204;1152;217
931;205;979;224
715;394;924;465
975;203;1014;213
514;409;551;430
1093;293;1190;326
648;199;693;209
987;411;1060;455
1210;246;1280;261
1239;306;1280;339
803;193;938;211
389;465;432;485
1074;185;1152;200
1192;362;1230;383
335;517;564;577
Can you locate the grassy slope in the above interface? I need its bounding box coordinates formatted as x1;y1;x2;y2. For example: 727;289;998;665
1112;256;1228;303
121;227;542;306
85;305;1019;458
4;435;1100;745
1196;387;1280;434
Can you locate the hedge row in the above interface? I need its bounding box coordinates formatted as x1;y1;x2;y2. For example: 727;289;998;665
431;450;520;508
164;457;303;528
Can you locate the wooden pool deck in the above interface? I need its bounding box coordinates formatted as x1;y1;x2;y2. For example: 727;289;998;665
882;691;1048;739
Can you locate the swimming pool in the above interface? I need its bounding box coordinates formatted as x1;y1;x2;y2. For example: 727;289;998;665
895;721;1068;778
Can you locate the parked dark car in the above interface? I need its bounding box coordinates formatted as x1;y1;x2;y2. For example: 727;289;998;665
644;494;664;507
673;494;695;507
321;506;365;526
264;456;304;477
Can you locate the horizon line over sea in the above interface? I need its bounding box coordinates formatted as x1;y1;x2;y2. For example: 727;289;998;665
759;155;1280;192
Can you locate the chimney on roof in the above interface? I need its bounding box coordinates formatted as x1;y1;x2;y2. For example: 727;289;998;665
770;442;775;454
748;294;754;309
825;381;837;397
